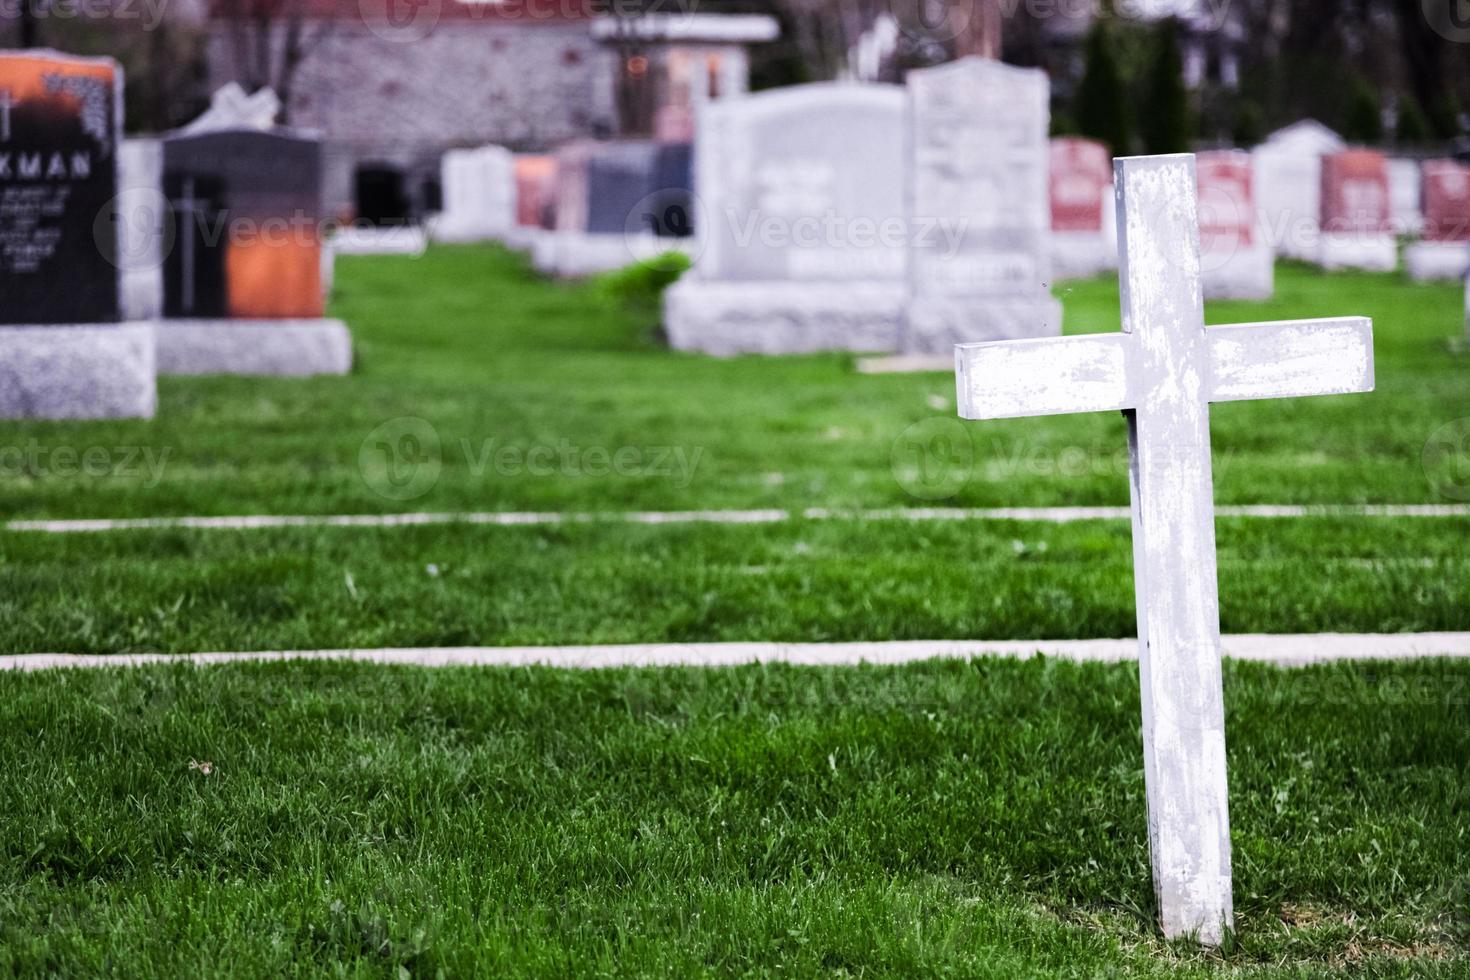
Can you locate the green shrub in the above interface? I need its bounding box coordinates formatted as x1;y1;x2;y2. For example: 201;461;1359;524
1075;23;1131;156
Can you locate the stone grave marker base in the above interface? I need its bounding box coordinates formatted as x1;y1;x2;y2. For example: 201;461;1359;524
1316;234;1397;272
0;324;157;419
664;280;905;355
905;296;1063;355
1404;241;1470;282
531;232;692;279
330;227;428;256
155;320;352;376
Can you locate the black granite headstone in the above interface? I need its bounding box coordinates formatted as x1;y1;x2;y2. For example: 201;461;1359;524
586;141;693;237
0;51;121;325
162;128;324;319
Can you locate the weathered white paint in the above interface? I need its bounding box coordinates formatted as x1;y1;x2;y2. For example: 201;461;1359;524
7;502;1463;535
3;631;1467;673
953;153;1376;946
956;333;1135;419
1208;318;1373;402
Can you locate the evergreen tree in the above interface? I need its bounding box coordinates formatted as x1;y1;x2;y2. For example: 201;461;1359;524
1075;24;1131;157
1140;18;1191;154
1344;78;1383;144
1396;96;1431;145
1232;99;1265;148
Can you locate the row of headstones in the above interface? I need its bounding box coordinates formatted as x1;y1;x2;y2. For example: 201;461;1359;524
1253;122;1468;280
664;75;1470;358
1;51;350;420
1050;134;1470;282
430;138;697;279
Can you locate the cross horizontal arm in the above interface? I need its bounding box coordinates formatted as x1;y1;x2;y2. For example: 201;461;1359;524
955;333;1136;420
1207;317;1374;404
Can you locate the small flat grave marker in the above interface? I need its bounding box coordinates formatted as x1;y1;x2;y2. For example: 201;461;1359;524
954;154;1374;944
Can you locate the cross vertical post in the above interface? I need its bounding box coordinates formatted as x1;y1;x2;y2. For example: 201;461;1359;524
1116;154;1231;943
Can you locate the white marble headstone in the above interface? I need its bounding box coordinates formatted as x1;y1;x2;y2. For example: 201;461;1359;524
1252;120;1344;260
433;144;515;243
696;83;906;281
664;83;909;355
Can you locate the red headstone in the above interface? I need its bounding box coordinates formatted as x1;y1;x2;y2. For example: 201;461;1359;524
1320;150;1390;235
515;155;557;229
1196;150;1254;251
1422;159;1470;243
1049;138;1111;233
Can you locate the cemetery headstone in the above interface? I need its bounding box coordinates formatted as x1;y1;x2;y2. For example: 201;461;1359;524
0;50;155;418
433;144;515;243
1196;150;1272;299
664;83;907;354
163;129;324;319
514;155;556;229
1049;136;1116;279
1406;159;1470;281
954;152;1373;946
1252;120;1344;260
156;124;351;375
586;140;691;236
117;138;165;321
537;139;695;277
1317;148;1396;270
903;57;1060;356
1387;157;1423;235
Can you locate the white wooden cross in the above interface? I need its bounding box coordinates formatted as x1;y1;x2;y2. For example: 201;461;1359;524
954;154;1374;945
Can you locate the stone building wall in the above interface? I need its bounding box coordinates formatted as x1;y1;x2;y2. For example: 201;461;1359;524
208;19;618;218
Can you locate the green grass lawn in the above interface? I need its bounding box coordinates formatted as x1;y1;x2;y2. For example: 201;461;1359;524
1;659;1466;976
0;246;1467;652
0;247;1464;520
2;249;1469;973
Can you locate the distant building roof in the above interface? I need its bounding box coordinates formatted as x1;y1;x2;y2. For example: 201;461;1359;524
590;13;779;43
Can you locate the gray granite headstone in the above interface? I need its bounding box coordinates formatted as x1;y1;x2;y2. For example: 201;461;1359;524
905;57;1060;352
585;141;692;237
701;84;905;281
664;83;908;354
